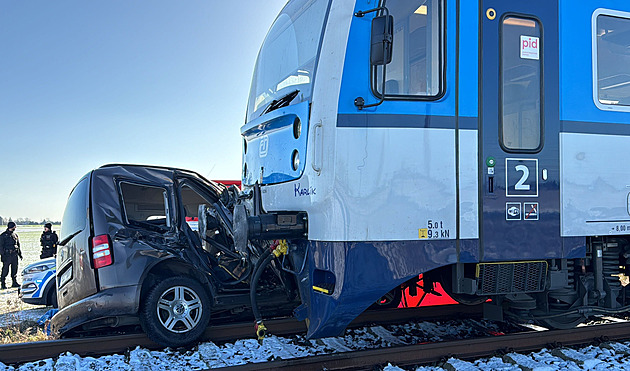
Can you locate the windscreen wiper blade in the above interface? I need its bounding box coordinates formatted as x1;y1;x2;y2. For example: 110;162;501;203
262;89;300;116
59;229;83;247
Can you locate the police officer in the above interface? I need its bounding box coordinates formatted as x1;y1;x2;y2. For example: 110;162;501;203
0;222;22;289
40;223;58;259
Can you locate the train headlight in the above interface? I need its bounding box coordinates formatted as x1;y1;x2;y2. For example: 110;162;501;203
292;150;300;171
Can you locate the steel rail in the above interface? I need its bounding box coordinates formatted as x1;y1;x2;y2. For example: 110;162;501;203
0;304;481;365
213;321;630;371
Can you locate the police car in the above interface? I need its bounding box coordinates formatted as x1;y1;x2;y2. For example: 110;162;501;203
18;258;57;307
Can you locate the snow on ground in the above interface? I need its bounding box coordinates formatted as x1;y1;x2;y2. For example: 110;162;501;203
4;337;630;370
1;318;630;370
0;287;50;327
1;317;506;370
412;342;630;371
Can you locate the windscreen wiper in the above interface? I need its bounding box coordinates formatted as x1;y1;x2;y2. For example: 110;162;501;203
59;229;83;247
262;89;300;116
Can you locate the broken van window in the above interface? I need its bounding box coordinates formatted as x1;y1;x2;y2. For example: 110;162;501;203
180;184;221;239
180;184;210;231
120;182;171;231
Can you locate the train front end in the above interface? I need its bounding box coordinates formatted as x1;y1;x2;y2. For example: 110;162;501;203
238;0;460;338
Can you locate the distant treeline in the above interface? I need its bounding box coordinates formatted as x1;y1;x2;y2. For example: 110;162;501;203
0;216;61;226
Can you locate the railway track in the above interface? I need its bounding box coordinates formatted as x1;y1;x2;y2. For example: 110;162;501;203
0;304;482;365
214;321;630;370
4;304;630;370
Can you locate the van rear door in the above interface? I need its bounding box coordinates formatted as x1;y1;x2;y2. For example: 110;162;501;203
57;174;98;308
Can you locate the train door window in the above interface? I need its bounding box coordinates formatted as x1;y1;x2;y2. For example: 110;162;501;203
594;10;630;111
374;0;444;98
119;182;171;231
500;17;542;152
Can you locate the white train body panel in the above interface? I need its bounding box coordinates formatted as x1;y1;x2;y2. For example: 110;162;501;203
561;132;630;237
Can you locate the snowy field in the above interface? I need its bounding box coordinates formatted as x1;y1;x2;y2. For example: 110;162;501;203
0;225;57;328
0;288;49;329
2;318;630;370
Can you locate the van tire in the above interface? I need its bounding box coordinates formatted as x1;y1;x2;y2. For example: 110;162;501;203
48;286;58;308
140;276;211;347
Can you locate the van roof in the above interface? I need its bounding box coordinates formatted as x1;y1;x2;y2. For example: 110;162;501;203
97;163;224;192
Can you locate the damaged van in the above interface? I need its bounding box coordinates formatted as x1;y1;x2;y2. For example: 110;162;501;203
51;164;301;347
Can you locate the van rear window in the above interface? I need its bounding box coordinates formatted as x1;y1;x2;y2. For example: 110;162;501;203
119;182;171;230
60;176;89;241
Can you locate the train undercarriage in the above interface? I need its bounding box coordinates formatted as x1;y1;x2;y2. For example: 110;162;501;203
390;237;630;329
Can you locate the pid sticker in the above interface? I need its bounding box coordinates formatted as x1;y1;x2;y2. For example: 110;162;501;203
520;35;539;60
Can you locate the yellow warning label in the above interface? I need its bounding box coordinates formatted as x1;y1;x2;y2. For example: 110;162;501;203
418;228;428;239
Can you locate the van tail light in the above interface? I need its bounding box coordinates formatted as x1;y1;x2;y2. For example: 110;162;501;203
92;234;113;269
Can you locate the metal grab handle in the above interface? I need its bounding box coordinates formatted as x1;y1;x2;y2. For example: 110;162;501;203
311;121;323;174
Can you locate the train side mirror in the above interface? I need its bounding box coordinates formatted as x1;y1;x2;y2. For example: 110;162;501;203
370;15;393;65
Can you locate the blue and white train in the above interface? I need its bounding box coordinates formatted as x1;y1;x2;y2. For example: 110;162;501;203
236;0;630;337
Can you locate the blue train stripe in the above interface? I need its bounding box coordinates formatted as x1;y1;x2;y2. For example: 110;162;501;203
336;114;478;129
561;121;630;136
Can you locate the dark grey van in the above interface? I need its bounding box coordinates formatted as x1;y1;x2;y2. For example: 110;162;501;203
52;164;298;347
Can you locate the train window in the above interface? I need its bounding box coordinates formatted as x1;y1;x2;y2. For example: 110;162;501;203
246;0;330;122
500;17;542;152
594;11;630;111
373;0;444;99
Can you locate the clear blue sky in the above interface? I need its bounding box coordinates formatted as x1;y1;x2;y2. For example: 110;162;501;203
0;0;288;222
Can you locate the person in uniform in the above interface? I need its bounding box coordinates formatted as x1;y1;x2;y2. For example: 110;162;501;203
40;223;58;259
0;222;22;289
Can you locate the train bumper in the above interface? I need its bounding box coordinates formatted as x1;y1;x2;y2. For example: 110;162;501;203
297;240;456;338
51;285;139;336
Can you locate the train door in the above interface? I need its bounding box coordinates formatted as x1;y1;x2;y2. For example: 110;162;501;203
479;0;562;261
